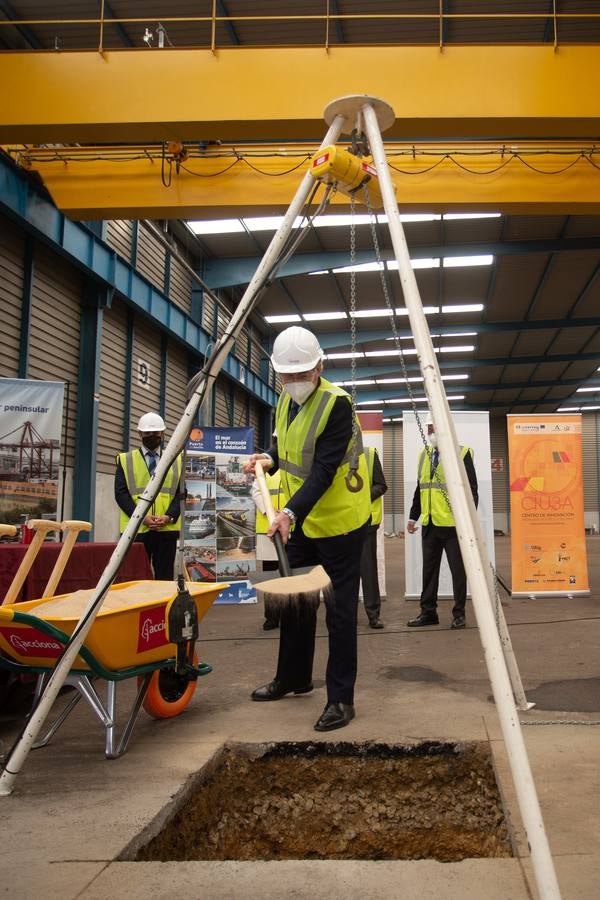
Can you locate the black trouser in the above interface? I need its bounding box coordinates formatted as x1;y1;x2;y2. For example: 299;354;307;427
360;524;381;623
420;524;466;619
135;530;178;580
275;522;368;705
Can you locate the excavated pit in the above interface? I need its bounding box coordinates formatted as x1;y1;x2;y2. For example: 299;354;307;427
132;740;512;862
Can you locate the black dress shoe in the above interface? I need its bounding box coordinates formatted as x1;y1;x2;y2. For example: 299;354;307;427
368;619;384;629
251;679;313;701
451;615;466;629
314;702;355;732
262;620;279;631
407;612;439;627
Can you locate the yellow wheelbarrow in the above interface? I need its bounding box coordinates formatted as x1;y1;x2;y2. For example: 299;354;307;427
0;579;227;758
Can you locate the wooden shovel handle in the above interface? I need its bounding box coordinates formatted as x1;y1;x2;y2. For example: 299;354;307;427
254;462;292;577
42;520;93;598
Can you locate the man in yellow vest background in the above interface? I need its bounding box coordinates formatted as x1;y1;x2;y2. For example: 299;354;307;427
114;411;182;580
252;468;283;630
406;415;478;629
244;326;371;732
361;445;388;629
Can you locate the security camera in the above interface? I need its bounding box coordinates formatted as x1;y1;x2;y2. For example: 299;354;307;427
143;27;154;46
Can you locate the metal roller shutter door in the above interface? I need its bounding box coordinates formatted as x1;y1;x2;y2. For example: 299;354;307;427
0;217;24;377
490;417;509;516
98;299;129;473
383;422;404;528
164;342;189;435
582;413;599;516
129;316;162;446
28;247;81;468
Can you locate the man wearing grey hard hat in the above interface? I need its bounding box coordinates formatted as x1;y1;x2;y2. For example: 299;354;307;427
114;412;182;580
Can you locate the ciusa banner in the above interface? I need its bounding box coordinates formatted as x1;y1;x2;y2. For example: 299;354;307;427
0;378;65;525
508;414;589;597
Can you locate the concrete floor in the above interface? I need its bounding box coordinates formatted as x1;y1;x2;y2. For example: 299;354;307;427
1;536;599;900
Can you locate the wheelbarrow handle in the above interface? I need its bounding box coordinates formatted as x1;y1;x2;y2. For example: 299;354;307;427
2;520;62;606
41;520;93;598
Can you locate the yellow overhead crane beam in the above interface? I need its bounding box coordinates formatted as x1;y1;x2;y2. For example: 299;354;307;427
8;142;600;218
1;45;599;144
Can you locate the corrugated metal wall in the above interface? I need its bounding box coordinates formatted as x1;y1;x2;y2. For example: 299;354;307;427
490;416;510;517
128;315;162;446
164;341;190;435
98;298;129;473
0;218;24;377
105;220;133;261
28;246;81;469
214;380;232;427
136;224;167;292
169;255;193;315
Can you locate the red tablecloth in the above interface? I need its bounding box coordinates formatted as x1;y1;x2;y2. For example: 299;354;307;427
0;541;153;602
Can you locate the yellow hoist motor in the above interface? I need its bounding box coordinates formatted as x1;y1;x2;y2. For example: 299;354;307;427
310;145;394;210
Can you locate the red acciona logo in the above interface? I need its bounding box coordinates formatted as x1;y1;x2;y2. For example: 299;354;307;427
137;604;169;653
0;626;63;658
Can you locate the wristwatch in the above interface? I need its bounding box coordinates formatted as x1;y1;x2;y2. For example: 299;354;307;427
282;507;297;524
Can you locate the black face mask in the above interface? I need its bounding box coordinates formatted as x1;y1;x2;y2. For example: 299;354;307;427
142;434;162;452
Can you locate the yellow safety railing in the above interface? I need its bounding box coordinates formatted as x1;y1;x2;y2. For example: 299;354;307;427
1;4;600;53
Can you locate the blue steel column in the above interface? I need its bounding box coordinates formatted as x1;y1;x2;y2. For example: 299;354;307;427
72;282;110;535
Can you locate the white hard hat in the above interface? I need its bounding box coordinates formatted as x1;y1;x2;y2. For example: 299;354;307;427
137;412;166;432
271;326;323;374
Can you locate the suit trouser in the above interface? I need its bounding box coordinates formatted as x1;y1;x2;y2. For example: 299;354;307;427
135;531;178;580
360;524;381;623
275;522;368;705
420;524;467;619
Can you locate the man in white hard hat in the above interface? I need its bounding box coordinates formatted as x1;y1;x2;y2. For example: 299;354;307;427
114;411;182;580
406;413;478;629
244;325;372;732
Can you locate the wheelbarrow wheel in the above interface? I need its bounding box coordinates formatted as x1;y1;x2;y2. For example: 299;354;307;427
140;651;199;719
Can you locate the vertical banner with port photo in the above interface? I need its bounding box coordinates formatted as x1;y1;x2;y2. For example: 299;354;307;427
508;414;589;597
185;427;257;604
0;378;65;525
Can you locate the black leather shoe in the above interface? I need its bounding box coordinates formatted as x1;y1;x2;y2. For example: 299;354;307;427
407;612;439;627
314;702;355;732
251;679;313;701
262;620;279;631
368;619;384;629
451;615;466;629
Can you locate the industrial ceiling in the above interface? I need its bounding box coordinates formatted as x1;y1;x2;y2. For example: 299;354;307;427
2;1;600;418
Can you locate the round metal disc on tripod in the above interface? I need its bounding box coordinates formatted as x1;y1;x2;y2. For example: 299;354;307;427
323;95;395;136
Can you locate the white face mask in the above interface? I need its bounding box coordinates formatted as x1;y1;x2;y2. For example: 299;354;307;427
285;381;315;405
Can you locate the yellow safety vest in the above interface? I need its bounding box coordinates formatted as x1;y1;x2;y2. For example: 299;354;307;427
366;446;383;527
117;449;181;534
274;377;371;539
417;445;472;527
255;470;284;534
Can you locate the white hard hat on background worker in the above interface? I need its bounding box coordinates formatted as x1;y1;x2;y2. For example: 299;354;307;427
271;326;323;373
137;412;165;432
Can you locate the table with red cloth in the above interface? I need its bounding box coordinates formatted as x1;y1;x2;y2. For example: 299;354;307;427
0;541;153;603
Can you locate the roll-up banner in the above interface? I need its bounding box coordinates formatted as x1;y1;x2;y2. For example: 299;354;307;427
184;426;257;604
508;413;589;597
0;377;65;525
